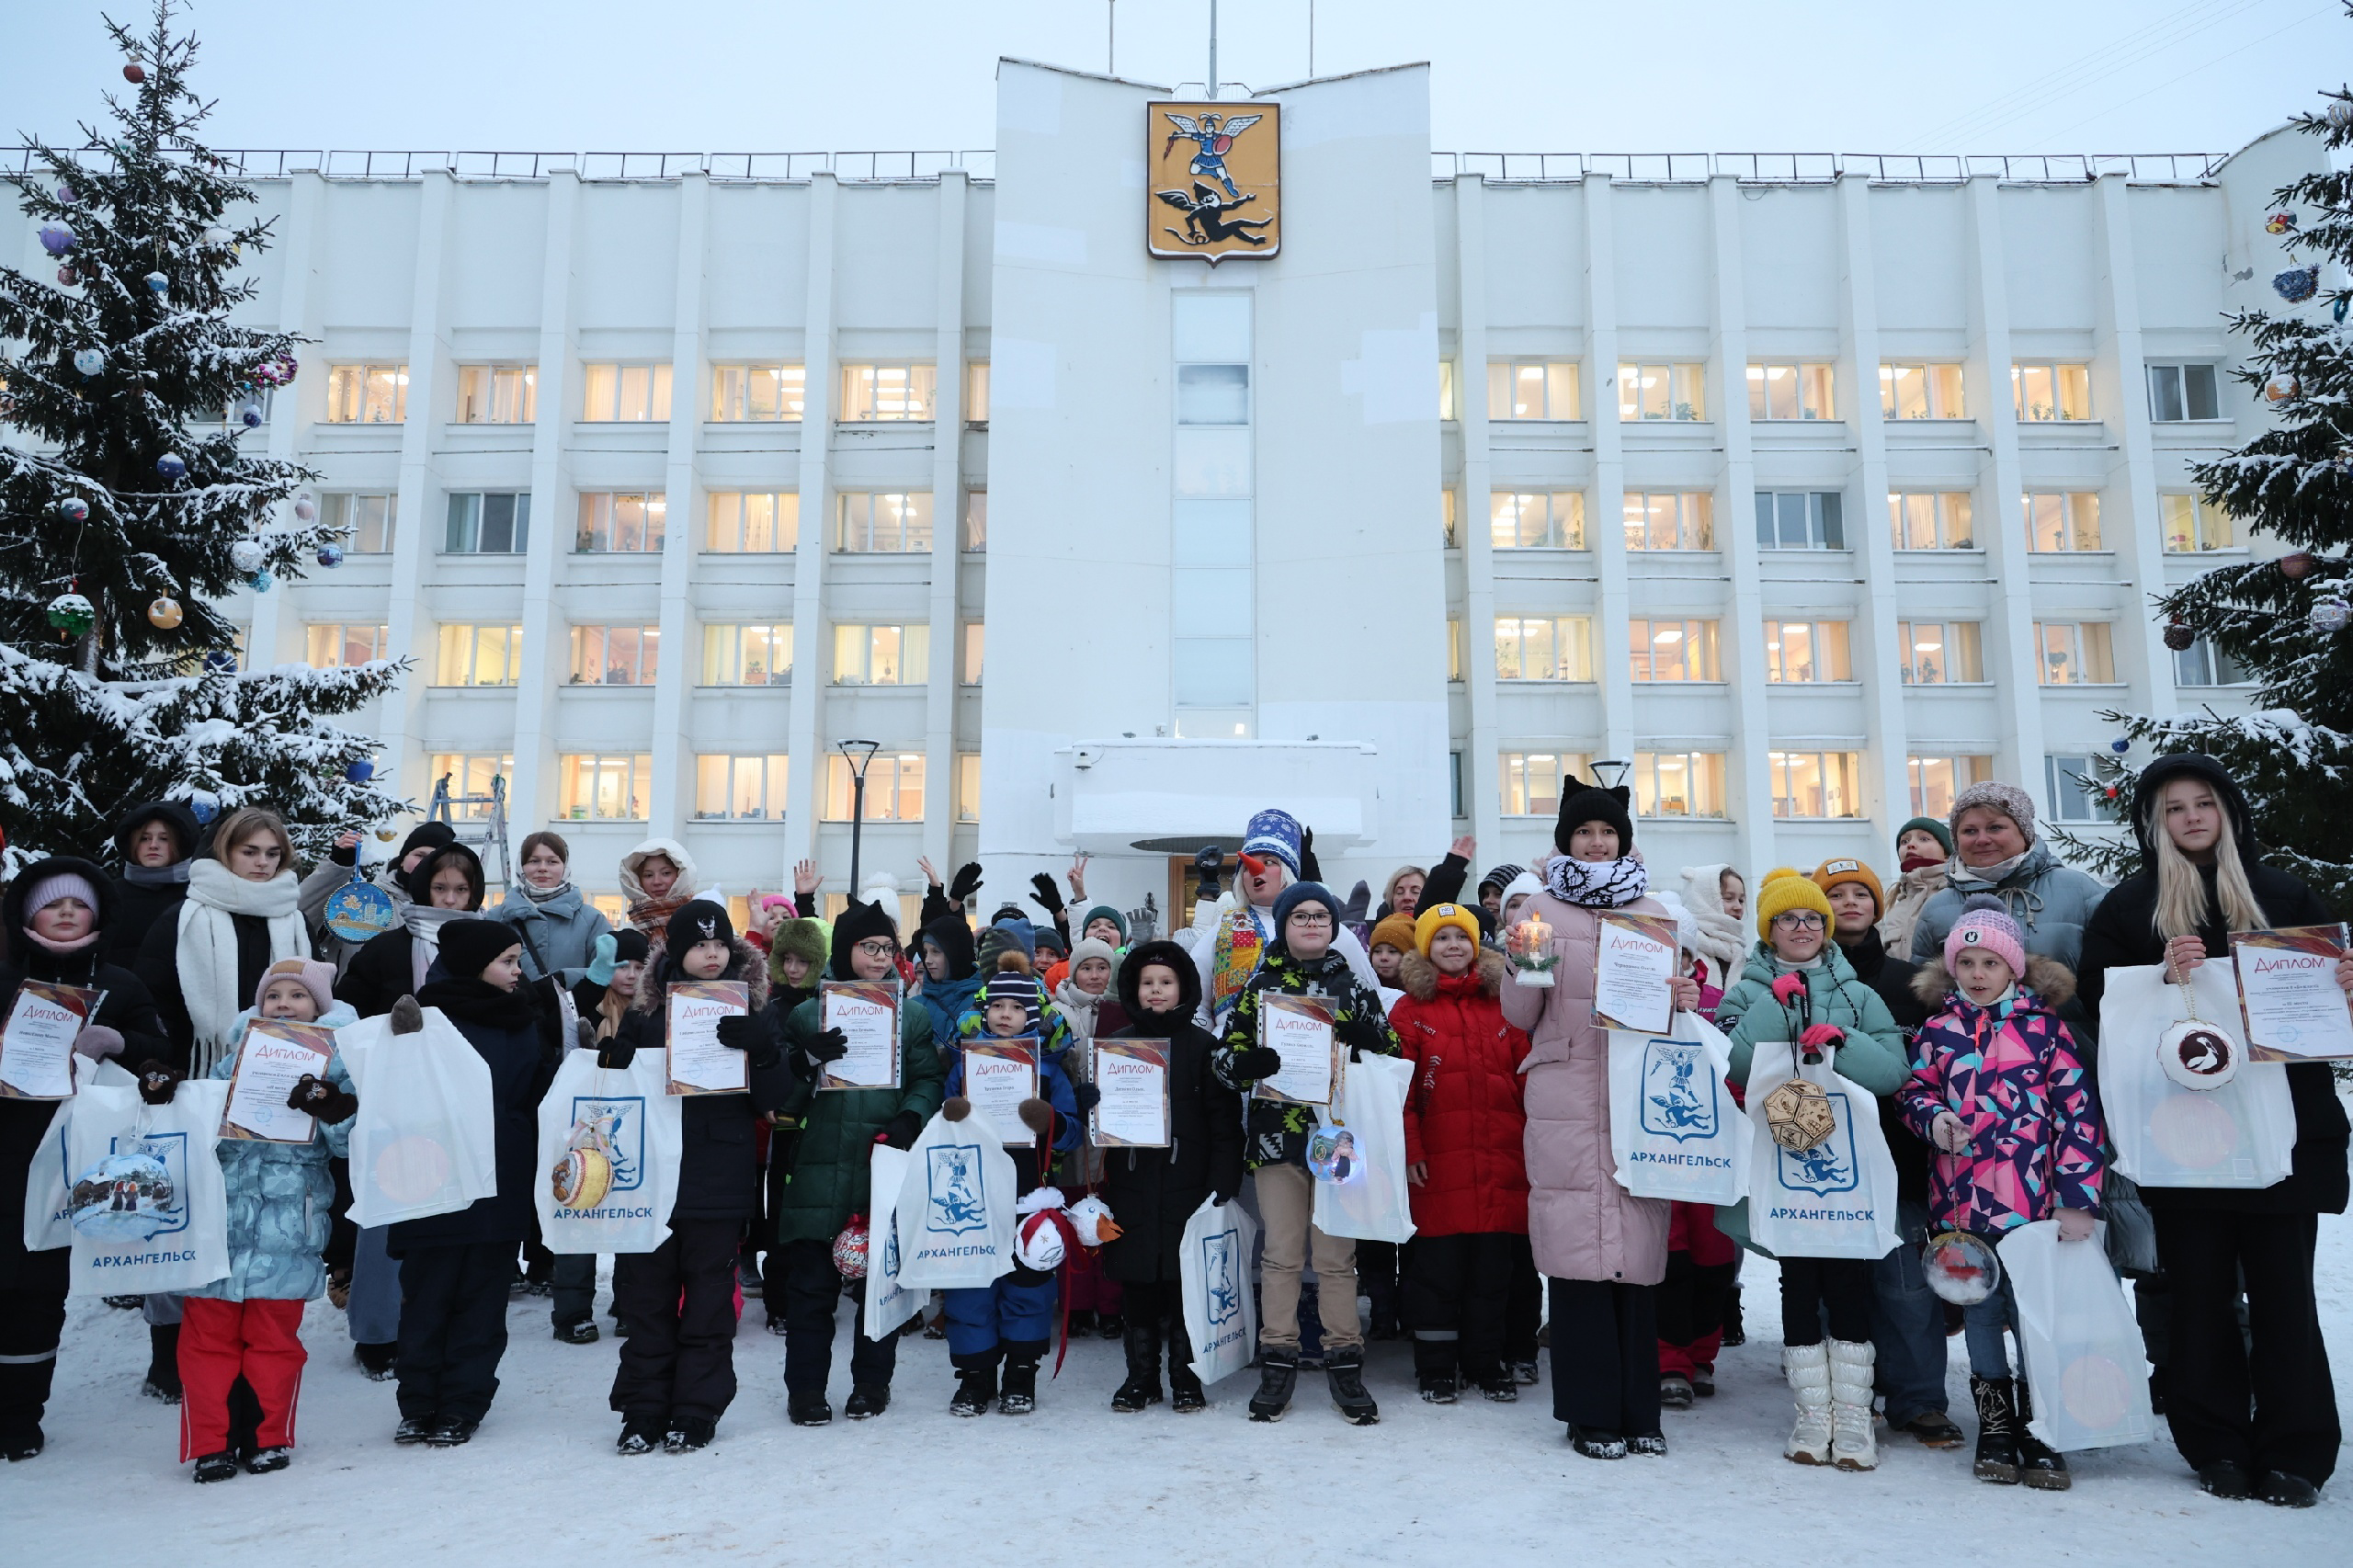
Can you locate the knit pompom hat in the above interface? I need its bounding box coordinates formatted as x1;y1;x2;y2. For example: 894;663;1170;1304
1412;902;1483;958
1754;868;1833;938
1944;892;2026;982
978;956;1044;1034
1368;911;1419;954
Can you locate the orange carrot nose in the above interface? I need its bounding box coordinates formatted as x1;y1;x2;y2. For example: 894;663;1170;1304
1238;853;1268;877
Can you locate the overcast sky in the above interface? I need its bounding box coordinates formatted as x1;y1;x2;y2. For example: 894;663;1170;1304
5;0;2347;159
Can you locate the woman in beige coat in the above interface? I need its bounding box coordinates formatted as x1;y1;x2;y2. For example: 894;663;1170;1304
1499;782;1699;1461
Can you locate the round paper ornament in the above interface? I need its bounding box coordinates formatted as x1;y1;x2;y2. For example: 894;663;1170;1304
2280;551;2319;580
316;541;344;568
122;62;146;84
292;495;317;521
55;266;78;286
2157;971;2241;1092
2313;600;2350;633
68;1150;176;1241
832;1215;870;1278
550;1146;614;1211
2266;212;2298;235
2274;267;2321;303
73;347;105;376
1763;1076;1837;1152
146;596;182;630
45;592;95;637
1923;1230;2002;1307
1306;1122;1364;1184
37;223;75;256
2265;378;2299;402
143;271;168;295
1013;1208;1074;1273
57;496;89;523
228;539;265;574
155;451;186;481
323;872;397;943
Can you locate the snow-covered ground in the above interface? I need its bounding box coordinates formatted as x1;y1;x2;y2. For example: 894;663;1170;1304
9;1222;2349;1565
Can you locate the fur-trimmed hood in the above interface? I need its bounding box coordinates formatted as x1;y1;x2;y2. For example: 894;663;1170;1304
1396;946;1506;1002
632;936;771;1014
1912;952;2076;1009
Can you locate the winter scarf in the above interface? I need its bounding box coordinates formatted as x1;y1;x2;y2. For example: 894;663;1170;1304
1053;976;1109;1042
1676;862;1749;976
176;860;308;1068
1541;852;1650;910
1949;849;2032;892
400;902;477;990
122;860;192;887
518;877;578;906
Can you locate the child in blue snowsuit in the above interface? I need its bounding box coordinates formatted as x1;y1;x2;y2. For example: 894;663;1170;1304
939;954;1086;1415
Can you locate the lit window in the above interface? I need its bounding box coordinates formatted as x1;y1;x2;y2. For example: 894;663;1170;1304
1634;751;1728;819
426;753;513;821
700;623;792;686
1755;491;1845;551
2045;754;2118;824
576;493;666;553
1500;752;1591;816
962;491;988;552
824;752;926;821
319;493;397;554
709;364;804;423
1907;756;1995;820
325;364;407;424
1629;619;1722;682
455;364;536;424
1747;362;1836;421
956;753;982;822
579;363;672;423
568;625;660;686
1769;751;1863;819
1494;617;1594;682
2013;361;2093;422
304;623;388;668
2160;494;2233;552
1896;620;1984;684
965;362;990;425
1438;359;1456;421
435;624;523;686
558;753;654;821
832;624;929;687
1490;492;1586;550
1880;362;1966;420
1487;359;1581;421
443;492;529;553
1889;492;1974;550
2034;621;2116;685
1623;492;1715;551
693;753;789;820
1447;618;1462;682
2173;635;2251;687
2024;493;2102;551
1618;362;1706;421
839;363;938;422
2146;363;2221;423
705;491;799;553
835;493;934;553
1763;620;1853;682
961;623;983;686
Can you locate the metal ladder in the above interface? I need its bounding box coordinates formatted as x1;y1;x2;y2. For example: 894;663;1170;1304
425;770;510;889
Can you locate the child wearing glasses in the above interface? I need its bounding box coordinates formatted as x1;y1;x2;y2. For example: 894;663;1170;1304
1715;869;1909;1471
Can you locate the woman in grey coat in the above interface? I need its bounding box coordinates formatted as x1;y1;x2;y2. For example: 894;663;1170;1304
494;830;614;988
1906;781;2107;974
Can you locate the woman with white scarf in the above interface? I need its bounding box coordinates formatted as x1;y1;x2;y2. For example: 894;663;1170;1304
494;830;612;987
136;807;312;1078
340;844;487;1018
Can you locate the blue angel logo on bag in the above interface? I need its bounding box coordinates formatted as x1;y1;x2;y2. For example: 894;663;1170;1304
926;1143;989;1236
881;1219;903;1281
570;1096;642;1191
1201;1227;1242;1326
1776;1112;1859;1197
1639;1039;1717;1142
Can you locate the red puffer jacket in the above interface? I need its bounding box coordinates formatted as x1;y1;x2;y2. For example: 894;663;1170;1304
1393;948;1531;1236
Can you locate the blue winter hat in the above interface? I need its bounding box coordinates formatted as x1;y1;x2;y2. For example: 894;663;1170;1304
986;915;1038;960
1269;881;1341;953
1242;807;1303;877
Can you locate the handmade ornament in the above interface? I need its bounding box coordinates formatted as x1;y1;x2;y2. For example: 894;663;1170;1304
73;347;105;376
1066;1194;1120;1247
228;539;265;574
55;183;74;202
155;451;186;481
57;497;89;523
237;398;264;428
37;223;75;256
68;1150;175;1242
2280;551;2319;580
323;872;397;942
46;592;96;637
1762;1075;1836;1152
2162;622;2195;652
292;494;317;521
2266;212;2298;235
1923;1230;2002;1307
2313;600;2350;633
143;271;168;296
832;1215;870;1279
122;62;146;84
549;1145;614;1211
254;355;297;387
201;651;236;675
1506;916;1558;989
1013;1199;1077;1273
2336;296;2349;324
316;541;344;567
55;266;77;286
2157;968;2241;1092
2264;378;2299;402
2274;267;2321;303
2330;100;2353;131
146;596;182;630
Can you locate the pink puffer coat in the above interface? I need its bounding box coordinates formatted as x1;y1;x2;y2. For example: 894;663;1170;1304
1499;884;1672;1286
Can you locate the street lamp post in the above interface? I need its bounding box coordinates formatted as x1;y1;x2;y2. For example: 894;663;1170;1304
835;738;881;903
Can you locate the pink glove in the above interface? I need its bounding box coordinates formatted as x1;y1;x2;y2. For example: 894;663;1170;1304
1769;972;1806;1006
1798;1023;1845;1051
74;1025;125;1061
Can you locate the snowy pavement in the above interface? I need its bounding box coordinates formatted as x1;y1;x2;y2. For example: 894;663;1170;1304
9;1221;2350;1566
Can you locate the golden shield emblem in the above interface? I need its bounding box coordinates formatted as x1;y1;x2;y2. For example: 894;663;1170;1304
1148;100;1279;264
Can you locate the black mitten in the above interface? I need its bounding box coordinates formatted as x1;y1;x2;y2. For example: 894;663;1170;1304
1228;1045;1281;1081
796;1026;849;1077
1194;846;1225;902
1071;1081;1102;1114
880;1109;923;1150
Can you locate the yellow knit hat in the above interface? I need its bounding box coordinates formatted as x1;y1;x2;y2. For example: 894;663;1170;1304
1369;912;1418;954
1413;902;1483;958
1754;868;1833;938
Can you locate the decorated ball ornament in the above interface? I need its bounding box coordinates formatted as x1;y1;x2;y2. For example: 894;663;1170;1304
237;398;264;429
2264;377;2300;403
201;650;236;675
2312;599;2351;634
144;270;169;296
831;1215;870;1279
1763;1075;1837;1153
2266;211;2299;235
56;496;89;524
73;347;105;376
1066;1194;1121;1247
253;355;298;388
2279;551;2320;580
228;539;266;574
55;266;78;287
248;570;274;595
2158;1017;2241;1092
155;451;187;481
1924;1230;2002;1307
54;183;74;203
292;494;317;521
2109;735;2132;755
2336;296;2350;325
45;592;96;638
2329;99;2353;132
37;223;75;256
2163;621;2197;652
2274;267;2321;304
550;1146;614;1211
122;61;147;84
316;541;344;568
146;596;183;630
67;1150;176;1242
346;758;375;784
188;789;221;824
1013;1206;1077;1273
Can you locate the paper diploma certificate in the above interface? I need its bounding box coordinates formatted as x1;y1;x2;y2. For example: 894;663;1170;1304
223;1020;337;1143
666;981;751;1095
1593;913;1678;1035
963;1040;1040;1146
2232;925;2353;1062
1255;994;1338;1106
820;981;902;1089
0;980;101;1100
1091;1040;1171;1147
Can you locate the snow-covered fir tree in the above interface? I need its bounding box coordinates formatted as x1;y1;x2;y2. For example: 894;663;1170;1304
0;2;404;869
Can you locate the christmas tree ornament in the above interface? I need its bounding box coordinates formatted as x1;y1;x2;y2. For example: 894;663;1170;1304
2162;621;2196;652
1924;1231;2001;1306
55;266;78;286
237;398;263;428
248;569;273;594
2265;378;2299;402
315;541;344;568
2104;784;2121;801
57;497;89;523
2336;296;2350;324
550;1146;615;1212
36;223;75;256
54;183;74;202
1066;1194;1120;1246
2329;100;2353;131
292;494;317;521
2109;736;2131;754
1763;1076;1836;1152
201;651;237;675
46;591;97;637
155;451;187;481
2266;212;2299;234
346;759;375;784
254;355;298;387
2274;267;2321;303
68;1150;175;1242
228;539;265;574
188;790;221;824
122;61;147;83
144;270;168;295
146;596;183;630
2280;551;2319;579
2313;600;2350;633
72;347;105;376
2158;975;2241;1092
831;1215;870;1278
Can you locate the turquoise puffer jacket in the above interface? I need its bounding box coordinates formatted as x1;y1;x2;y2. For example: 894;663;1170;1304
190;1003;358;1303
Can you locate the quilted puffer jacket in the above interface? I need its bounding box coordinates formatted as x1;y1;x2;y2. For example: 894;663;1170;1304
1392;948;1529;1237
192;1002;358;1302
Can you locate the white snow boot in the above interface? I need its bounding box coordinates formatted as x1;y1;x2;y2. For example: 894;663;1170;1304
1783;1342;1833;1464
1828;1338;1879;1471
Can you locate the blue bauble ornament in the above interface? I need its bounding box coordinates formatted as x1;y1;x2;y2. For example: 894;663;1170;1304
57;496;89;523
237;399;264;428
73;347;104;376
144;271;168;296
155;451;187;481
315;542;344;568
2110;737;2131;755
201;650;237;675
2274;267;2321;303
346;759;375;784
37;223;75;256
248;570;274;594
188;790;221;824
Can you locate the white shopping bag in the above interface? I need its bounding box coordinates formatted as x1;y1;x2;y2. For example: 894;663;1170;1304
1179;1196;1259;1386
892;1108;1017;1290
535;1047;682;1256
336;1009;499;1229
1311;1052;1416;1244
21;1057;134;1254
2002;1219;2156;1453
1743;1039;1902;1261
60;1078;232;1296
2098;963;2297;1189
863;1142;923;1337
1608;1012;1750;1206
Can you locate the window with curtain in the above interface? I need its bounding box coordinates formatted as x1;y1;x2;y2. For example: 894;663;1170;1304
455;364;536;424
568;625;659;686
835;493;934;553
1763;620;1853;682
1880;362;1966;420
320;493;397;553
1499;752;1592;816
434;624;523;686
838;363;937;421
305;624;389;668
1746;362;1835;421
823;752;926;820
1629;619;1721;681
1768;751;1863;819
2160;494;2233;552
576;493;666;553
1754;491;1845;550
579;363;672;422
1490;491;1586;549
1494;617;1594;681
1623;491;1714;551
325;364;406;424
693;754;789;820
557;753;654;820
2034;621;2116;685
709;364;804;422
700;623;792;686
2024;492;2102;552
1888;492;1974;550
426;753;513;820
1487;359;1580;420
1908;755;1993;819
832;624;929;686
705;491;798;552
444;493;529;553
2012;361;2092;422
1896;620;1984;684
1617;362;1706;421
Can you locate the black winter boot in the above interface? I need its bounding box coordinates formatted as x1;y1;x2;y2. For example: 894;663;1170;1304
1326;1349;1379;1426
1249;1350;1299;1422
2010;1378;2071;1491
949;1355;998;1418
1112;1319;1163;1413
1971;1375;2019;1484
998;1347;1042;1415
0;1358;57;1460
142;1324;181;1403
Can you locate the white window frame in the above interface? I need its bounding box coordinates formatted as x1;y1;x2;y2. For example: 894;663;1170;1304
704;491;799;553
831;623;930;687
1623;491;1714;551
1762;619;1854;683
1889;492;1975;551
1768;750;1864;820
2012;360;2094;423
1490;491;1586;550
1629;619;1722;682
709;363;805;423
2146;362;2222;424
442;492;530;554
557;752;654;822
454;364;536;425
693;753;790;821
426;753;513;821
568;624;661;687
823;751;926;821
1907;755;1994;819
1633;751;1729;819
1494;616;1595;683
835;492;935;554
2044;754;2116;824
838;362;938;423
575;492;666;554
320;493;398;554
579;362;673;423
2023;492;2103;553
324;363;407;425
1746;361;1836;421
1896;620;1984;685
1618;361;1707;422
1487;358;1581;421
2033;621;2117;686
1879;362;1967;420
1755;490;1846;551
700;623;793;687
434;623;524;687
1499;751;1592;816
304;623;389;669
2160;493;2234;553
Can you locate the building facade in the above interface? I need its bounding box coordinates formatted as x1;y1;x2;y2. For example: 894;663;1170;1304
7;60;2317;926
